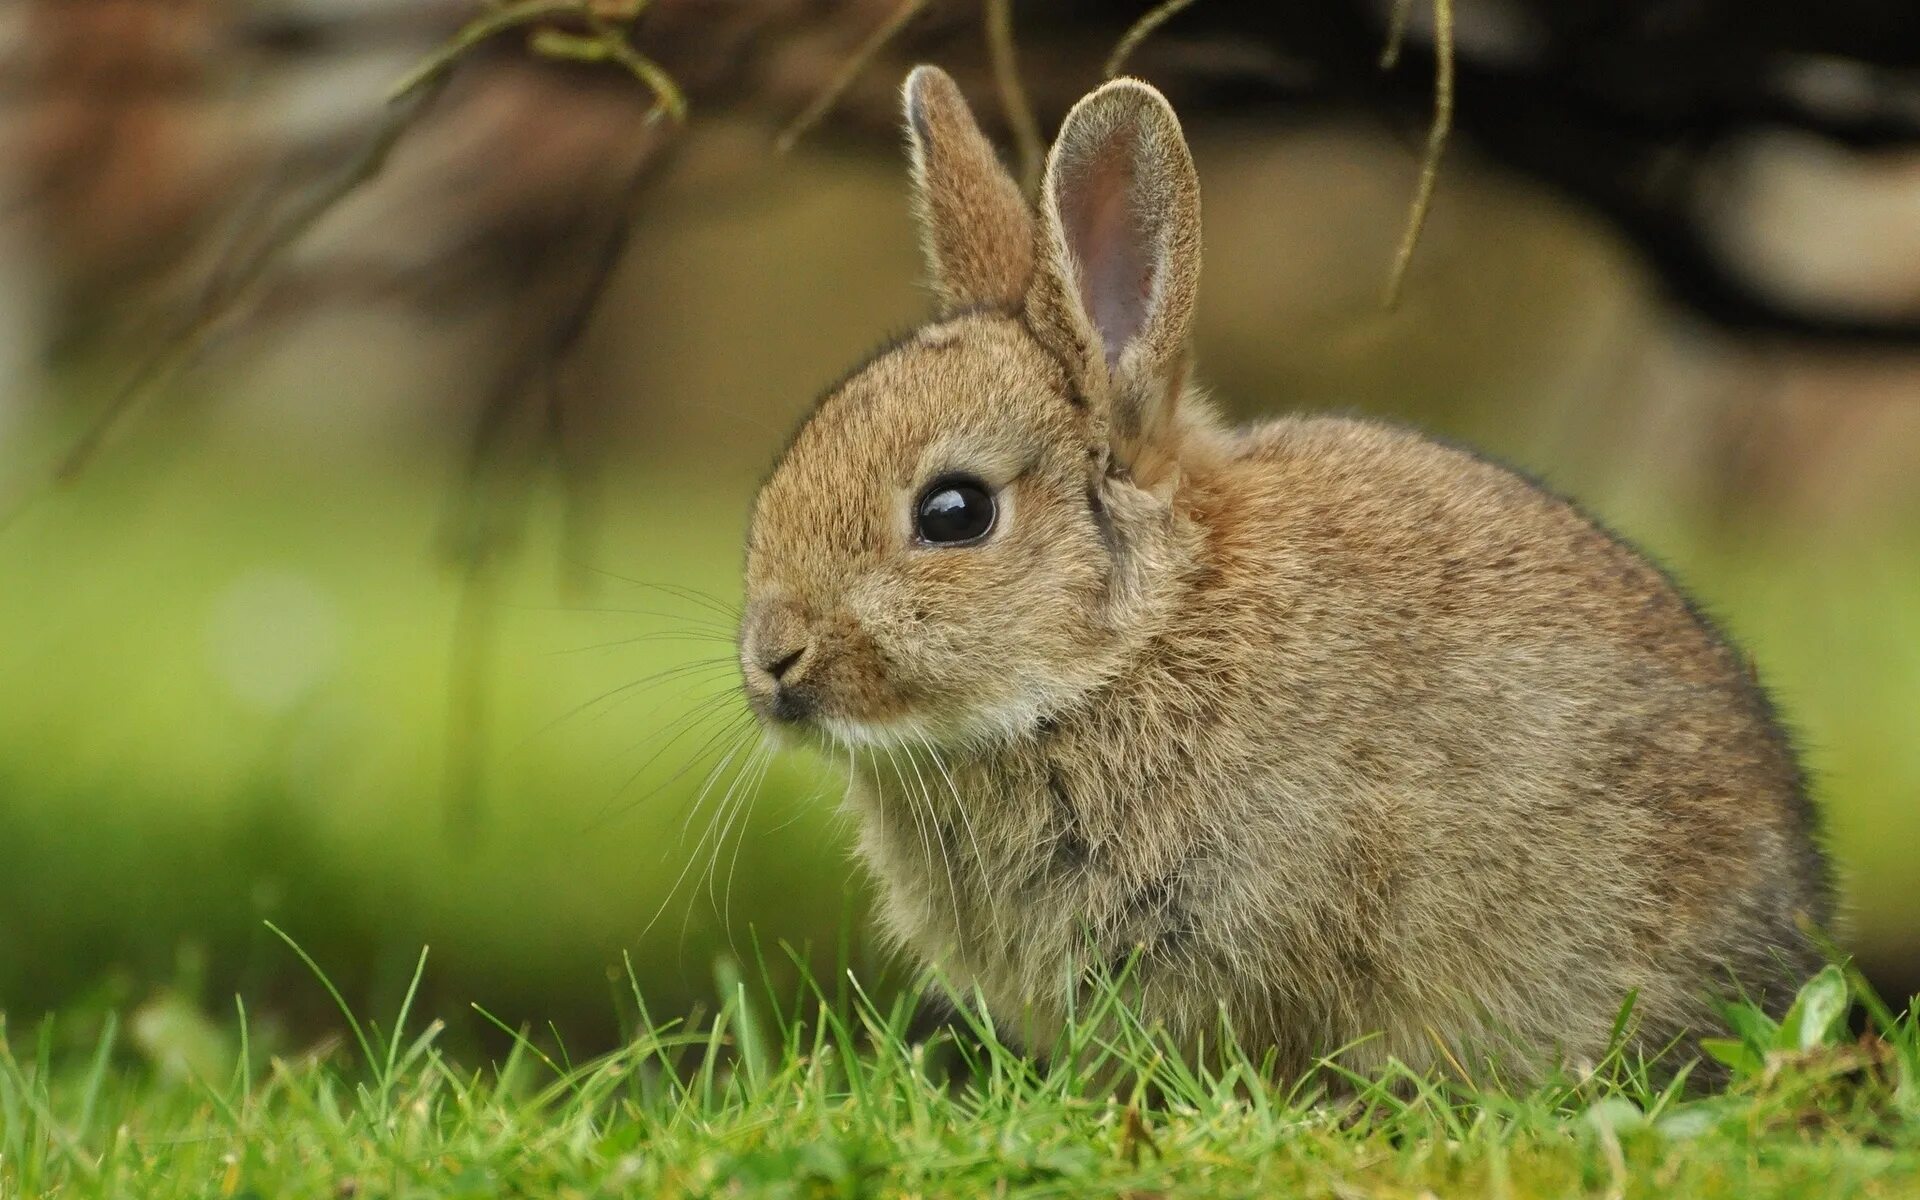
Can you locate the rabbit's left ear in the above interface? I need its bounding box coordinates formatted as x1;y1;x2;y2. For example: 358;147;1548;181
903;66;1035;312
1025;79;1200;472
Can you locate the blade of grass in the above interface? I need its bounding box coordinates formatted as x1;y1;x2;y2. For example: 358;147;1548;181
264;921;377;1076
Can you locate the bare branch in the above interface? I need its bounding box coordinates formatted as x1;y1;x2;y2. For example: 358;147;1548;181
984;0;1044;194
390;0;584;101
1382;0;1454;309
1105;0;1201;79
776;0;933;154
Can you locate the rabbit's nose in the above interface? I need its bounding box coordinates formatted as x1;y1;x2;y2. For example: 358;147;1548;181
743;600;821;724
760;644;810;682
743;599;815;686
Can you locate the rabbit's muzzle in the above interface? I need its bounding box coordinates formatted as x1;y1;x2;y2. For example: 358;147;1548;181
740;598;819;724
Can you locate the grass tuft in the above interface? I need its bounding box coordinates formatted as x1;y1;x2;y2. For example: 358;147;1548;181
1;941;1914;1199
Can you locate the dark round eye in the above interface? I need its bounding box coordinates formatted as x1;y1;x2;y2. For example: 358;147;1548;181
914;476;997;545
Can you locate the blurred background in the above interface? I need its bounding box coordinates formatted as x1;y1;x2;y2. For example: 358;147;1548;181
1;0;1917;1054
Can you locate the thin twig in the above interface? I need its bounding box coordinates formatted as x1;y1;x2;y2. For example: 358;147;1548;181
396;1;685;119
983;0;1043;194
1104;0;1200;79
532;14;688;121
1379;0;1415;70
1381;0;1454;309
776;0;932;154
390;0;583;101
593;38;687;122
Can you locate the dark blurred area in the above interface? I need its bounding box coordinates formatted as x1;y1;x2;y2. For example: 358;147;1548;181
1;0;1916;1051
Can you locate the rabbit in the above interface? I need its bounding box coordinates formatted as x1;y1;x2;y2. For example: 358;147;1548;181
735;64;1832;1081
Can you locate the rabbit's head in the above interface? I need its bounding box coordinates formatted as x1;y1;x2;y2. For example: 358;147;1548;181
742;66;1207;749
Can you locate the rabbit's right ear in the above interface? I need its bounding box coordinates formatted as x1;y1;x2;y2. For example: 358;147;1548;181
1024;79;1200;483
903;66;1035;312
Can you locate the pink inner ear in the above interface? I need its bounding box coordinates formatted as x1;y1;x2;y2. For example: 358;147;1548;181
1058;133;1152;369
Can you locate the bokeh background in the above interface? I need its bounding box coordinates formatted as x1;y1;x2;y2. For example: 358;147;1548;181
1;0;1916;1053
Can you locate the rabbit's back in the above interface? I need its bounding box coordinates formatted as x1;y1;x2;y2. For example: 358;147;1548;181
1194;417;1828;1050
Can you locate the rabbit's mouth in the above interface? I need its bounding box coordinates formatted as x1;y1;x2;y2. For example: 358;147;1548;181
741;672;830;738
746;678;1031;753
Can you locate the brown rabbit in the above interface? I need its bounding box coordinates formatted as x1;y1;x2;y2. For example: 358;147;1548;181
737;65;1831;1079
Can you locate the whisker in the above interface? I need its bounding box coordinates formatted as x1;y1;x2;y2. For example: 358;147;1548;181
718;742;776;934
528;658;737;743
688;739;772;952
703;741;765;914
561;565;745;620
677;717;761;842
610;674;741;737
760;765;838;834
903;740;968;949
516;603;740;637
920;734;1005;957
886;743;962;950
637;724;758;940
551;630;737;655
605;572;744;618
618;714;754;829
582;693;750;830
516;677;738;787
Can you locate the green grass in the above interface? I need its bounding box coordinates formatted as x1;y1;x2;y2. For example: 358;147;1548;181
2;949;1916;1199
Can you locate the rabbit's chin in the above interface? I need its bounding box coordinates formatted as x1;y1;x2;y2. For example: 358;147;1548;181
813;699;1048;755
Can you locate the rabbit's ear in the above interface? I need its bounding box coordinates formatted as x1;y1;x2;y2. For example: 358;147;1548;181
1026;79;1199;469
903;66;1035;312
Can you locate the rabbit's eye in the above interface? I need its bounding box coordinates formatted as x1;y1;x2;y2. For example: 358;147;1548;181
914;475;996;545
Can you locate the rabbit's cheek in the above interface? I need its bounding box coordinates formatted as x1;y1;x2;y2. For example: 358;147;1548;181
822;581;985;724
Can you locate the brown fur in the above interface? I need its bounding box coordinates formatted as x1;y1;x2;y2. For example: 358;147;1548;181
739;67;1830;1079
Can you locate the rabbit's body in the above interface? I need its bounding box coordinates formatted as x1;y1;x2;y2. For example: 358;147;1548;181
739;69;1829;1078
847;398;1824;1074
